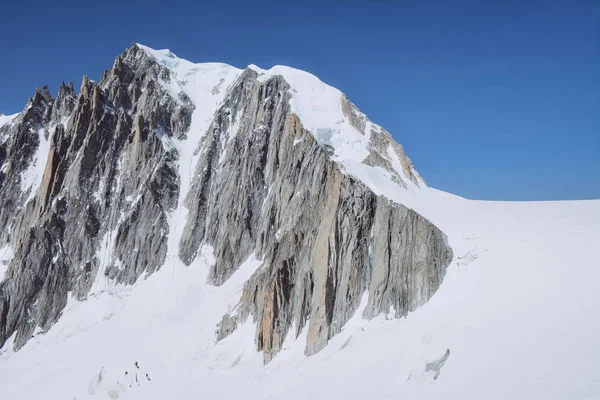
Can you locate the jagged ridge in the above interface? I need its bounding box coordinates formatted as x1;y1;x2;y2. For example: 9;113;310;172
0;44;452;362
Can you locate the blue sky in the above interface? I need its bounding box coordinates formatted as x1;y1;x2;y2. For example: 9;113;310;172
1;0;598;200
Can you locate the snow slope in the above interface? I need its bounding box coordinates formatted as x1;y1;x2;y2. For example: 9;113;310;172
0;191;598;400
0;113;18;130
141;45;422;189
131;45;243;267
136;46;424;189
0;113;18;145
19;126;51;203
248;63;423;188
1;47;599;399
248;64;371;160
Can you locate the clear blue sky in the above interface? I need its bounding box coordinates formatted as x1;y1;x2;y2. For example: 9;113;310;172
1;0;598;200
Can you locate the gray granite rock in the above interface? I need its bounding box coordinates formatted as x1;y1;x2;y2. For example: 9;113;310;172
0;44;190;349
0;44;452;362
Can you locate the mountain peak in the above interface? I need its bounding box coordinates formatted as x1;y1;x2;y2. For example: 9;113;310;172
133;44;424;188
0;41;446;363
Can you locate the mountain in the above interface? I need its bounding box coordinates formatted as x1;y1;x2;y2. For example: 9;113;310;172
0;44;599;400
0;44;450;357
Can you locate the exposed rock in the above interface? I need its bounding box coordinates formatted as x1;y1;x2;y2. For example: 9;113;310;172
341;94;367;134
197;103;452;361
0;44;451;362
425;349;451;380
0;44;191;349
341;93;423;186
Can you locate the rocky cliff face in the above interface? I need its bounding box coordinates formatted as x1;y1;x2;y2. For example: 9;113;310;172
0;44;452;361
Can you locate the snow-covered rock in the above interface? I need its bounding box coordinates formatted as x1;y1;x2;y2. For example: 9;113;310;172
0;44;598;400
0;44;450;358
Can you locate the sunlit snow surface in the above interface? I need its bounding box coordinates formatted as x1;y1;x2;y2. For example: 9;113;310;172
0;113;18;129
248;63;370;161
1;195;598;400
0;46;599;400
247;62;423;188
0;112;18;145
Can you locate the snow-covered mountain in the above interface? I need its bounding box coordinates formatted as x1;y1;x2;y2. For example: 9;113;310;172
0;44;598;400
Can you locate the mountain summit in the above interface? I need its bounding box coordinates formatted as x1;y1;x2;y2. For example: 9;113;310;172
1;44;598;400
0;43;450;360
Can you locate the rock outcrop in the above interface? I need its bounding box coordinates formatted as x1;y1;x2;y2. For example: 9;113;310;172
210;113;450;361
0;45;191;349
0;44;452;361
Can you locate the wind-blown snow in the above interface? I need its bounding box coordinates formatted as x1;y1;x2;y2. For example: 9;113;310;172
1;46;599;400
